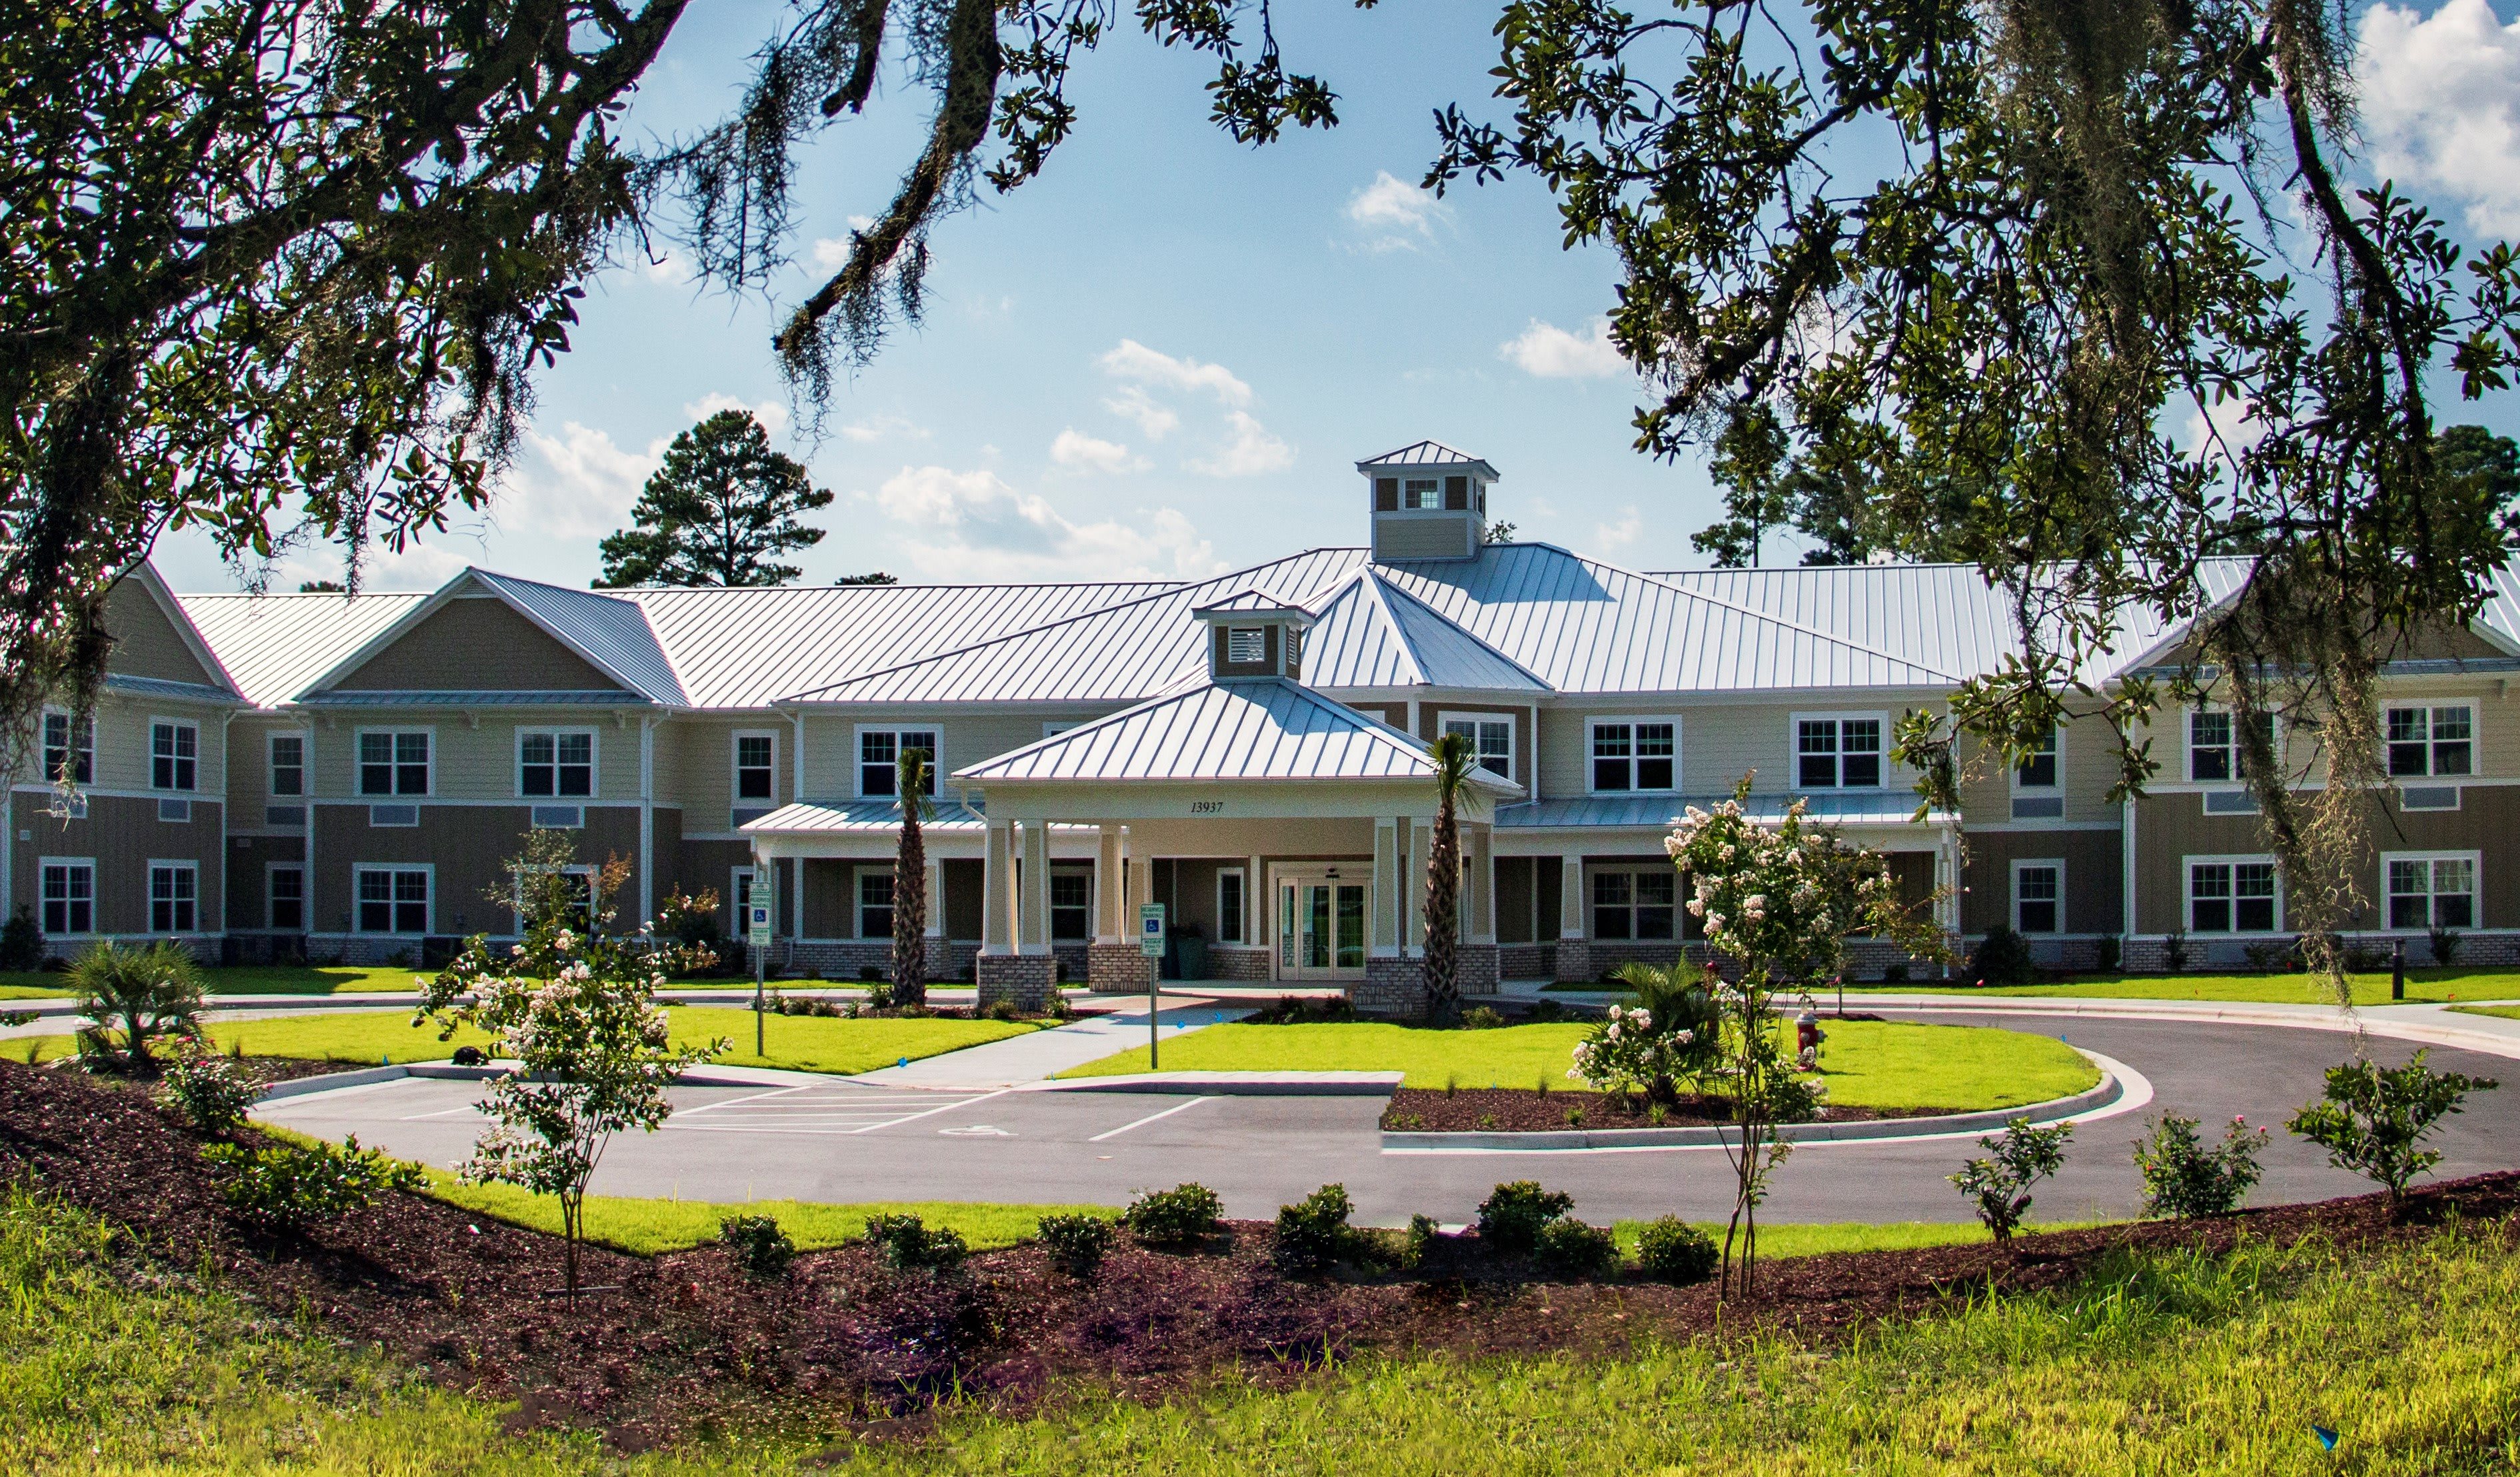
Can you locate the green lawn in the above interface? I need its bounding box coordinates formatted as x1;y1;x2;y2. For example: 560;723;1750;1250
7;1006;1037;1076
0;963;428;998
1057;1018;2098;1110
2452;1003;2520;1022
423;1176;1109;1255
1609;1216;2110;1260
1845;966;2520;1005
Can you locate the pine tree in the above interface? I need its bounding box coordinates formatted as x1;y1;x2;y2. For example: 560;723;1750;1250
595;411;833;587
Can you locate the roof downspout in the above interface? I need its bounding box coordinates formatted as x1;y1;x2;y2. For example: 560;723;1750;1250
638;715;656;928
789;707;805;956
2121;791;2138;948
221;708;241;938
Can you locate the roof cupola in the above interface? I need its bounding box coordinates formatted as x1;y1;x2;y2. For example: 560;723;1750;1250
1191;589;1313;683
1359;441;1496;563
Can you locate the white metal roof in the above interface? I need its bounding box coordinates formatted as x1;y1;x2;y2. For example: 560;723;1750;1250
1497;792;1951;829
177;589;431;708
471;571;689;704
1357;440;1497;476
1302;569;1551;692
955;677;1523;789
739;798;991;834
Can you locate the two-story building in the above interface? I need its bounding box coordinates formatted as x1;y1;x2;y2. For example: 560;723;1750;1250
14;440;2519;1010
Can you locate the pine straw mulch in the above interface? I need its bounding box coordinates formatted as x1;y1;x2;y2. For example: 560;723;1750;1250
3;1056;2515;1454
1380;1086;1957;1133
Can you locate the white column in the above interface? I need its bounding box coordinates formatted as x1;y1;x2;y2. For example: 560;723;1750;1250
2121;796;2139;940
1371;820;1398;956
1403;816;1427;957
637;715;655;926
1245;852;1263;946
1935;828;1957;980
981;820;1015;956
1019;820;1051;954
925;860;944;939
1095;825;1124;943
1559;850;1587;940
1467;825;1494;944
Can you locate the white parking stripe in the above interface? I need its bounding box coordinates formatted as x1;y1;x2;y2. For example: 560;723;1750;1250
1087;1096;1215;1142
848;1086;1011;1134
671;1084;813;1116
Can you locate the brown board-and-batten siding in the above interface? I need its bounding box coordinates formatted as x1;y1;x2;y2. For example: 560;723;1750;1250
9;792;225;938
2135;786;2520;935
309;804;642;938
1962;828;2125;936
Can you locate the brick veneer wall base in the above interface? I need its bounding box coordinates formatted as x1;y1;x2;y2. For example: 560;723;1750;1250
1355;956;1427;1016
976;952;1058;1010
1089;943;1153;992
1207;946;1273;981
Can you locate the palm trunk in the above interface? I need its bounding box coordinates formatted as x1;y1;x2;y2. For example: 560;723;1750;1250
893;804;927;1006
1423;799;1460;1024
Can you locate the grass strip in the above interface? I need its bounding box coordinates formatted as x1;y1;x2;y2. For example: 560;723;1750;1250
419;1174;1113;1255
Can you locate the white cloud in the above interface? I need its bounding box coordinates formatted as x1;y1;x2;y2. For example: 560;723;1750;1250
1187;411;1295;477
1346;170;1451;251
1097;339;1253;407
2359;0;2520;235
1501;318;1629;379
1050;428;1147;474
868;465;1224;580
681;392;788;437
1593;508;1644;550
808;219;880;269
495;421;663;541
1103;386;1179;441
638;245;695;286
839;413;929;444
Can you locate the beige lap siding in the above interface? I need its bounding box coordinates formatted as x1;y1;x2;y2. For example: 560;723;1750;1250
2132;786;2520;936
1959;828;2123;935
309;803;643;938
328;596;627;692
102;579;223;687
7;792;223;938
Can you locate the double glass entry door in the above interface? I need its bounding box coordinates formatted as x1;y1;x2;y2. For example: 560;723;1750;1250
1278;875;1367;979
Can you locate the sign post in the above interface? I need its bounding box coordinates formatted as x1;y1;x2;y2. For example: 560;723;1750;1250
748;889;775;1058
1138;902;1167;1069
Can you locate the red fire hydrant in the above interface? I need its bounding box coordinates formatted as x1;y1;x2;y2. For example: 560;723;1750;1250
1795;1010;1826;1072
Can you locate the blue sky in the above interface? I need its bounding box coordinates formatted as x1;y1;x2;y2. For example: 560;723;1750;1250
151;0;2520;594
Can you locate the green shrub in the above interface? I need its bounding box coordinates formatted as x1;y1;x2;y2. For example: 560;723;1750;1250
862;976;895;1010
1881;963;1909;984
1476;1180;1575;1255
2286;1050;2499;1202
1403;1212;1441;1268
1122;1182;1223;1246
1951;1118;2073;1240
2094;936;2122;974
981;998;1021;1022
1635;1215;1719;1283
2133;1112;2268;1218
0;908;41;972
863;1212;967;1270
201;1134;423;1231
717;1212;795;1278
1965;926;2038;987
1531;1216;1617;1276
1247;996;1354;1026
69;941;205;1074
1460;1006;1507;1030
2428;926;2462;967
1525;1000;1566;1022
159;1045;258;1136
1271;1183;1355;1274
1036;1213;1114;1277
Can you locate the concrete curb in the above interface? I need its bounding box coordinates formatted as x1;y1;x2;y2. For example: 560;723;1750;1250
1029;1070;1405;1096
251;1059;839;1105
1379;1070;2121;1152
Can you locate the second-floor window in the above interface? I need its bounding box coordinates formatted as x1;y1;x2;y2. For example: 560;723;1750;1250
2187;709;2273;783
1590;719;1677;792
1797;715;1882;788
268;733;304;797
359;731;431;796
151;720;197;792
1442;715;1513;779
519;729;595;798
859;729;937;799
2015;724;2059;789
42;710;92;786
2385;705;2472;778
734;733;776;801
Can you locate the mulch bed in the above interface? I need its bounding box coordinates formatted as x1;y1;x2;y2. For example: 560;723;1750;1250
1381;1087;1959;1133
3;1056;2515;1454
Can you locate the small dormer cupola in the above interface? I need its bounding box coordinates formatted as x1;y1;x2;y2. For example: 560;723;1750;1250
1359;441;1497;563
1192;589;1313;682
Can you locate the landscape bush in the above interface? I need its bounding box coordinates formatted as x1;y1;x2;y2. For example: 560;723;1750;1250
1459;1006;1507;1030
2287;1050;2499;1202
1035;1213;1114;1278
1951;1118;2073;1241
69;941;205;1074
201;1134;423;1232
1635;1215;1720;1284
2429;926;2462;967
717;1212;795;1278
981;998;1021;1022
0;908;41;972
2133;1112;2268;1218
1403;1212;1441;1268
1965;926;2039;987
1122;1182;1223;1246
1475;1180;1575;1255
159;1044;258;1136
863;1212;967;1270
1246;996;1353;1026
1531;1216;1617;1276
2093;935;2122;974
1271;1183;1355;1275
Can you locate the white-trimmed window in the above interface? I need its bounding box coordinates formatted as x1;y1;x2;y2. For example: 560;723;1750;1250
2385;852;2477;930
355;866;432;935
2187;709;2274;784
267;731;305;798
267;864;305;931
2187;856;2280;934
1441;713;1514;780
730;866;762;930
1402;475;1440;509
518;729;595;798
733;731;777;803
2385;705;2473;778
357;730;431;797
149;862;198;933
1049;869;1093;941
858;868;895;940
41;709;93;786
1795;713;1884;789
1589;718;1678;793
151;719;198;792
39;859;94;936
2015;724;2059;790
1591;868;1677;940
857;727;938;799
2013;860;2063;934
1217;868;1247;944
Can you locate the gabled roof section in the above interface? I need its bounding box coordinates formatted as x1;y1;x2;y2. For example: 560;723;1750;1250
1303;568;1551;692
293;568;683;704
179;589;431;708
1192;588;1314;621
1357;440;1497;477
954;677;1524;790
111;562;244;701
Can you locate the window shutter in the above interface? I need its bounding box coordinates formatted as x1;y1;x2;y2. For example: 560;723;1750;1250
1374;477;1399;511
1444;475;1469;510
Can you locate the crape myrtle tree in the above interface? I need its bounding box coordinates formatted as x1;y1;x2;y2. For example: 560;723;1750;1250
0;0;1362;778
595;409;833;587
1431;0;2520;1001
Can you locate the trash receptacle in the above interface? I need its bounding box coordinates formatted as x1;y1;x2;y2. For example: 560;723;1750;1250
1176;932;1208;982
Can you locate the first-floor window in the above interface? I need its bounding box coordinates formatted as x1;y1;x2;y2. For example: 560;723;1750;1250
2387;854;2476;930
2189;859;2278;934
859;869;895;940
149;864;198;933
1050;870;1091;940
269;865;305;931
1217;868;1246;944
357;867;431;934
2013;861;2062;934
514;867;593;931
1593;869;1677;940
40;860;93;935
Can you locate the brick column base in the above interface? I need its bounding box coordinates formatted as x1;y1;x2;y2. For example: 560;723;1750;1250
1088;942;1153;992
1355;956;1428;1017
1454;942;1500;997
1552;939;1592;984
975;953;1057;1010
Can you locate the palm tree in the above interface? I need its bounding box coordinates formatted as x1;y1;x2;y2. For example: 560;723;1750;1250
1421;731;1478;1024
891;749;931;1007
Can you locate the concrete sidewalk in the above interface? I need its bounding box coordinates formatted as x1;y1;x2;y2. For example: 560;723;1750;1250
852;997;1253;1087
